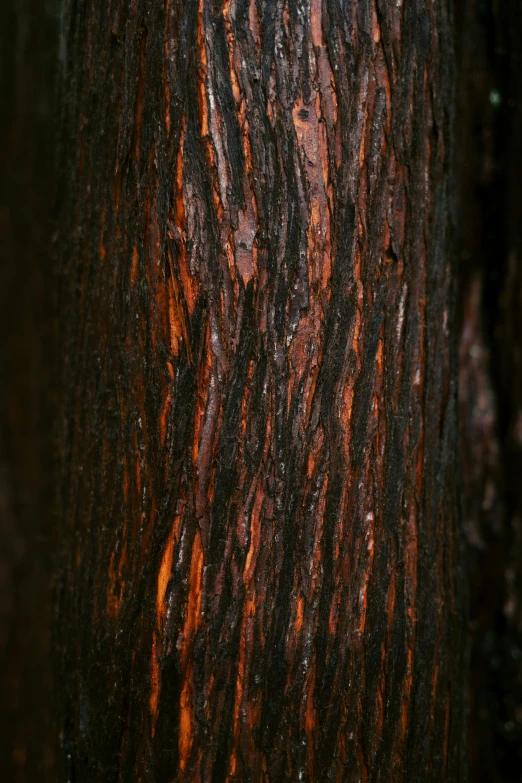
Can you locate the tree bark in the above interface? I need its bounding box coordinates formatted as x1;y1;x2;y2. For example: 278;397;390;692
56;0;467;780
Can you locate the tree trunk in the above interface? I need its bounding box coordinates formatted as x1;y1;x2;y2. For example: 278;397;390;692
456;0;522;779
56;0;467;780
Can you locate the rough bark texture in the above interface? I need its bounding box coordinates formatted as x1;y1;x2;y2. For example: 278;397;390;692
456;0;522;780
0;1;59;780
56;0;467;780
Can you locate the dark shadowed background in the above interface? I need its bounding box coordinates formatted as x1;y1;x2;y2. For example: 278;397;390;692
1;0;522;780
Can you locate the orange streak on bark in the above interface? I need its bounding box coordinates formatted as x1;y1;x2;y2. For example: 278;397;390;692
179;675;193;770
184;528;204;658
359;99;369;171
235;206;257;286
149;512;183;734
225;231;240;300
311;0;338;160
223;0;241;106
351;291;363;362
294;593;304;637
156;519;180;623
372;0;381;43
166;259;183;358
199;2;229;217
194;359;221;521
131;245;139;286
328;585;340;636
173;122;198;316
175;128;185;230
359;510;376;635
223;1;258;288
197;0;208;138
230;464;270;772
249;0;260;43
287;95;331;423
310;0;323;47
243;484;264;585
292;94;331;292
310;473;328;600
306;426;324;481
159;386;172;448
178;528;204;770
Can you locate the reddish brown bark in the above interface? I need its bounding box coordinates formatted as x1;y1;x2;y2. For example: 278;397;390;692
56;0;467;780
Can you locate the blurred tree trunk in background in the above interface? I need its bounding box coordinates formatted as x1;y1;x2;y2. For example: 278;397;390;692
55;0;467;780
0;0;59;781
456;0;522;780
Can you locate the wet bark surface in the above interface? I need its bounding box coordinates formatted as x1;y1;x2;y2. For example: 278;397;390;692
55;0;468;780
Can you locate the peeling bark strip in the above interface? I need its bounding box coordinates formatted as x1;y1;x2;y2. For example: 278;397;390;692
57;0;466;780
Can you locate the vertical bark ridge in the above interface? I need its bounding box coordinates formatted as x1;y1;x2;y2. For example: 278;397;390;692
57;0;467;779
